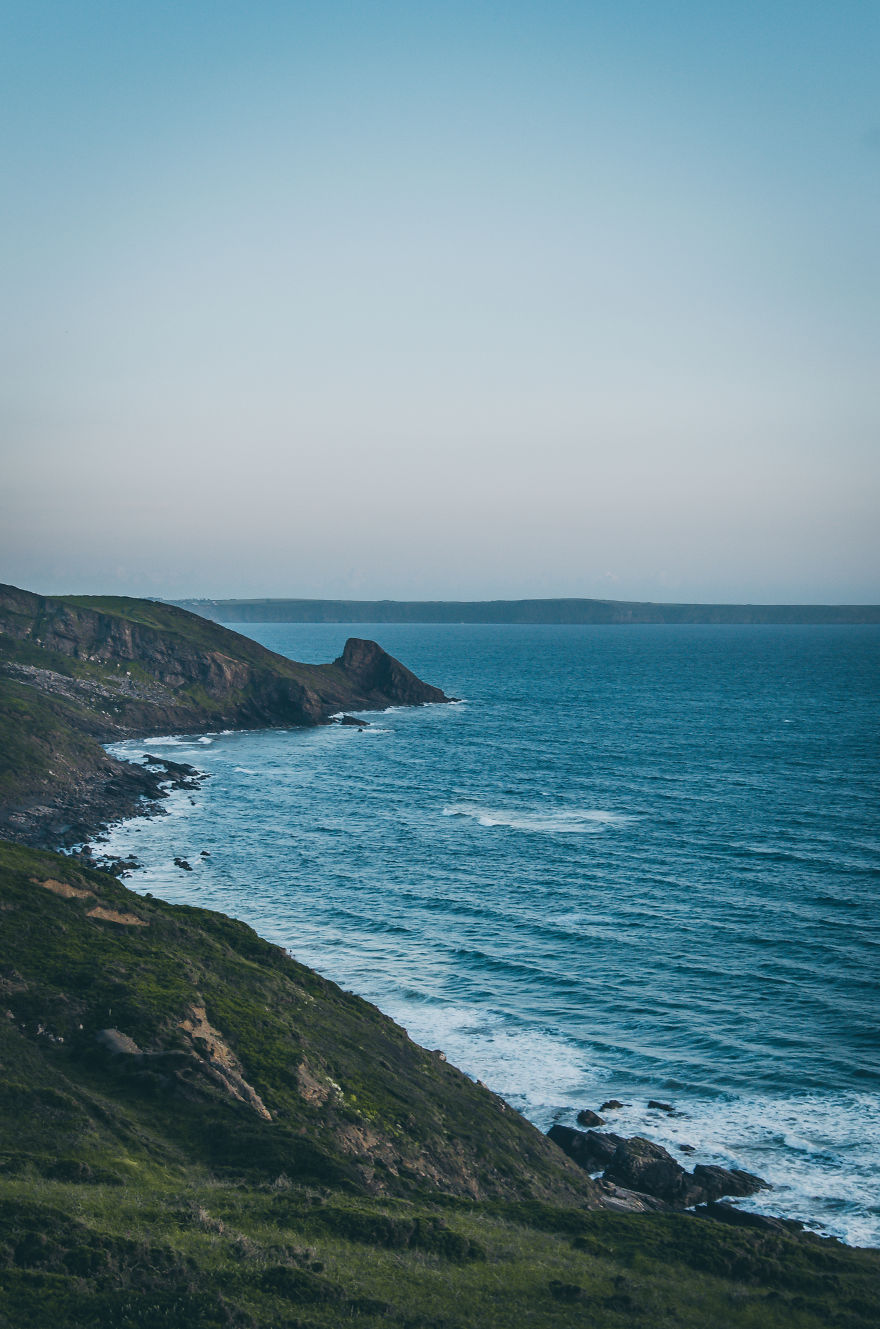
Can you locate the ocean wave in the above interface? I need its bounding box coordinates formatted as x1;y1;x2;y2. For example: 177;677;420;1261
442;803;633;834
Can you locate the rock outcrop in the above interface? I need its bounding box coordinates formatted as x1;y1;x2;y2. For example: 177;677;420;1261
548;1123;768;1209
333;638;450;708
0;583;452;846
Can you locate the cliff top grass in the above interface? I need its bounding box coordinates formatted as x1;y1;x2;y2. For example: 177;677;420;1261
1;841;877;1329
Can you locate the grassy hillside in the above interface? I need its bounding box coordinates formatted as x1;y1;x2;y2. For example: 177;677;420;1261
1;842;877;1329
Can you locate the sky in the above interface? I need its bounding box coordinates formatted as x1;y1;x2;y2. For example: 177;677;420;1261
1;0;878;603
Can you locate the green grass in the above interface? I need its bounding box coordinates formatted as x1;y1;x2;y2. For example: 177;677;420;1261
1;842;877;1328
2;1177;877;1329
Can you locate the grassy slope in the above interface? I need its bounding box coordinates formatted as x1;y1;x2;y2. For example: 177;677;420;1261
1;843;877;1329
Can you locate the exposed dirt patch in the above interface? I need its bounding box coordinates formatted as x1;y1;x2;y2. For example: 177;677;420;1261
295;1060;331;1106
179;1003;272;1120
86;906;146;926
33;877;94;900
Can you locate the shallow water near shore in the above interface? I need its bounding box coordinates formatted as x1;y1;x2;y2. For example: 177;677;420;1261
101;623;880;1245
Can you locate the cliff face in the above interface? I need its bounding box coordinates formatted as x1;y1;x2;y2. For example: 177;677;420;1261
0;584;451;845
334;637;449;707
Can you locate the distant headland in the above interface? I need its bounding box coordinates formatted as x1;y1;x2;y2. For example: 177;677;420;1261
170;596;880;625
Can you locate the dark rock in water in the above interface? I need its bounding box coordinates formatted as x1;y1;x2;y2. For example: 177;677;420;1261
647;1100;675;1113
339;714;369;726
576;1109;605;1128
200;849;210;856
692;1164;769;1201
599;1099;625;1111
143;753;200;779
693;1202;794;1234
173;857;193;871
679;1144;696;1154
604;1137;701;1206
547;1125;625;1173
604;1139;770;1208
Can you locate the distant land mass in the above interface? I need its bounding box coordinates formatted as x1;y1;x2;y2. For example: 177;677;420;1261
171;597;880;625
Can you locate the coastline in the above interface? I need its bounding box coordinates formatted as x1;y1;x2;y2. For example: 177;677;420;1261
93;726;876;1250
2;589;876;1259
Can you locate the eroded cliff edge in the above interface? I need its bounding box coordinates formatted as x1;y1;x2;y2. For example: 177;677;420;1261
0;583;450;845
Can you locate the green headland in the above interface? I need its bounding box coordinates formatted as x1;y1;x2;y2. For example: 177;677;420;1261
0;584;877;1327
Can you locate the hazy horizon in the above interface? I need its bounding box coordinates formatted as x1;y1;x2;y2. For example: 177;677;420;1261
3;2;878;605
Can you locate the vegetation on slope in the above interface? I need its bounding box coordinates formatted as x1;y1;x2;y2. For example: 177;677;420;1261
1;843;877;1329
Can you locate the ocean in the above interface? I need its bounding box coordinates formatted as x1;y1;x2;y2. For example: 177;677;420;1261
100;623;880;1246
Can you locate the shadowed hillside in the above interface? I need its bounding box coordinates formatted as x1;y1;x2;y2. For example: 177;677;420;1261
0;583;449;845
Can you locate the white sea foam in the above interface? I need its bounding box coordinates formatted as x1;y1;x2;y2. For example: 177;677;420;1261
132;736;190;747
442;803;633;834
540;1085;880;1248
380;1000;593;1107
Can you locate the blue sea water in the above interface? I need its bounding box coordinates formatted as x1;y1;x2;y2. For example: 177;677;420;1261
101;624;880;1246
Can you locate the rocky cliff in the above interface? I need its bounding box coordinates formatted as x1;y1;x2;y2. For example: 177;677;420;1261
0;583;451;845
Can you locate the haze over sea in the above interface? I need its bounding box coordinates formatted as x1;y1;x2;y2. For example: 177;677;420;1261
102;623;880;1246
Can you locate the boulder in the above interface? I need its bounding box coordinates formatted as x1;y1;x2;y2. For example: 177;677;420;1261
692;1164;768;1201
603;1139;770;1207
603;1137;701;1206
575;1109;605;1128
547;1125;625;1173
599;1099;625;1112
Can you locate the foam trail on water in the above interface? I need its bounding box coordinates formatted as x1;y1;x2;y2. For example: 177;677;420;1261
442;803;633;834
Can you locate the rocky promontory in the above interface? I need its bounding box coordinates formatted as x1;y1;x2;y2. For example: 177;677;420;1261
0;583;451;846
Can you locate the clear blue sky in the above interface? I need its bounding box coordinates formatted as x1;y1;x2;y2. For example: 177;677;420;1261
2;1;877;601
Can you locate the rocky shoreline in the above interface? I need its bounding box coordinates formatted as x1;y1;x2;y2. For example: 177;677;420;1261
543;1112;797;1233
0;583;852;1247
0;582;452;848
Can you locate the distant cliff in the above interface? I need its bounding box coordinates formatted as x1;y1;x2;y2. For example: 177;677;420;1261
171;596;880;625
0;584;450;846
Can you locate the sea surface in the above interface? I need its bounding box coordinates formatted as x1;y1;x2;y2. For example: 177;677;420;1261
100;624;880;1246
